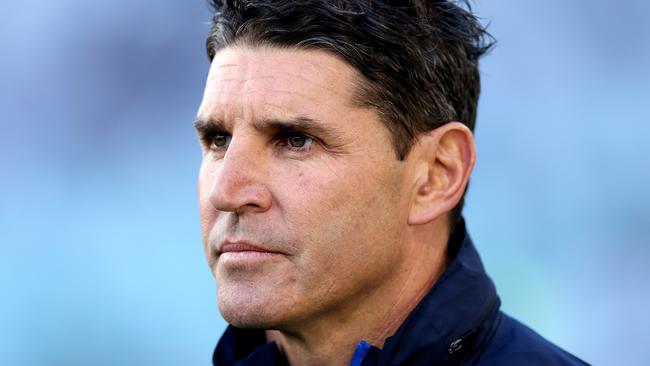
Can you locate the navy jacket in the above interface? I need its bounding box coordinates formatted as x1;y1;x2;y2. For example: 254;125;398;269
212;220;588;365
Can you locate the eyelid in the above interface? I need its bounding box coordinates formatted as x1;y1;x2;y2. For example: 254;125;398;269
275;130;316;151
200;130;231;152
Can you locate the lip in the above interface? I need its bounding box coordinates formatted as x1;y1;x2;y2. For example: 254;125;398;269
217;240;284;266
218;241;282;255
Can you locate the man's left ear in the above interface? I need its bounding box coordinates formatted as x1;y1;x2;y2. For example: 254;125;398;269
408;122;476;225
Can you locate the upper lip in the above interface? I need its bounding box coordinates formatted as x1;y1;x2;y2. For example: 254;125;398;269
218;240;283;255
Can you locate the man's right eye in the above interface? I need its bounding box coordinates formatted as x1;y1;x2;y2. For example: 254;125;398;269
208;133;231;150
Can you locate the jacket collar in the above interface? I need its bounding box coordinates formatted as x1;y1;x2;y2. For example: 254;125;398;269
362;219;502;365
213;219;501;365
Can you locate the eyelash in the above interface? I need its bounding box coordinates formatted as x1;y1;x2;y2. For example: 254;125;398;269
275;131;315;152
204;133;230;152
202;131;315;154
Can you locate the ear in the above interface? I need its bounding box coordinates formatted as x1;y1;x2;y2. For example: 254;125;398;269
408;122;476;225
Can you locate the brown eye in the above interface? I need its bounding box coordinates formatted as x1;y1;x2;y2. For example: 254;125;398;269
288;134;308;148
285;133;314;150
275;131;315;152
210;133;231;150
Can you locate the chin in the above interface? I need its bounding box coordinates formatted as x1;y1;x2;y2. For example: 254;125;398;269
221;311;271;329
217;286;288;329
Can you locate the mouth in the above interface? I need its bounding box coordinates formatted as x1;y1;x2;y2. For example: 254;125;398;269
217;241;284;267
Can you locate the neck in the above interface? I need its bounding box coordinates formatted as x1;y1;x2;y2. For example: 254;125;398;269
267;224;449;366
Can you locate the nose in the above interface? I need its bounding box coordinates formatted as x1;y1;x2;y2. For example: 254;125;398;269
207;136;272;214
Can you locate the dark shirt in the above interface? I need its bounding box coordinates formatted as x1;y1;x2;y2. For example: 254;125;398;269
212;220;589;365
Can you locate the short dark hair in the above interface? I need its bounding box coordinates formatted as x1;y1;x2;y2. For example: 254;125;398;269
205;0;494;228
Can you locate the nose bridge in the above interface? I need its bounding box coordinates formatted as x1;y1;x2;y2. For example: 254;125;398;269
210;134;271;213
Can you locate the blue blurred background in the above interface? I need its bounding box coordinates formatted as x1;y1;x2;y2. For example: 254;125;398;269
1;1;648;365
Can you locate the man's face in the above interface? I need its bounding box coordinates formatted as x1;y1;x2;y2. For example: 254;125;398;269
196;46;415;329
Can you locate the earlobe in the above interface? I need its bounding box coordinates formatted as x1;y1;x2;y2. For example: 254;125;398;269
408;122;476;226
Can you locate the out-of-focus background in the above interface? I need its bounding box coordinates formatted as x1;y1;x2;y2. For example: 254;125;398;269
1;1;648;365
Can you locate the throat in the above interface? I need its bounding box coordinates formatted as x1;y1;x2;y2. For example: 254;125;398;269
266;329;360;366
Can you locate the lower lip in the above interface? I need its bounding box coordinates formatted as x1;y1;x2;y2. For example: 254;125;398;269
219;251;281;266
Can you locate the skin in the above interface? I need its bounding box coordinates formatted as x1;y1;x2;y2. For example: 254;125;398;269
196;45;476;366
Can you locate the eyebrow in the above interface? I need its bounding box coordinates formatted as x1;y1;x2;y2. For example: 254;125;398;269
194;116;343;142
194;117;226;136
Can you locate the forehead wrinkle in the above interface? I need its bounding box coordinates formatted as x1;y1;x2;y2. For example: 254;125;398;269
212;63;238;68
210;82;353;113
210;70;349;102
206;89;329;114
213;57;355;97
206;74;277;84
259;97;351;120
274;69;351;98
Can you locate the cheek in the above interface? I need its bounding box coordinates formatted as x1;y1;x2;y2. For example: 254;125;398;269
197;164;218;239
281;161;404;266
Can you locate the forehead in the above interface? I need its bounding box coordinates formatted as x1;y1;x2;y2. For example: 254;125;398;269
197;46;364;124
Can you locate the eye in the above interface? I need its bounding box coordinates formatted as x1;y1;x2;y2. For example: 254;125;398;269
288;134;310;148
208;132;231;151
281;132;314;151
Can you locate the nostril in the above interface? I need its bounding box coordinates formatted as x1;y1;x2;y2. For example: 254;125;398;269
234;203;260;215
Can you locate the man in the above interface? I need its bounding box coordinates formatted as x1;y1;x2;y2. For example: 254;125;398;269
195;1;588;365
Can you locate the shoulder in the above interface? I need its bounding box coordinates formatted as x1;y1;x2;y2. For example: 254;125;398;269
474;312;590;366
